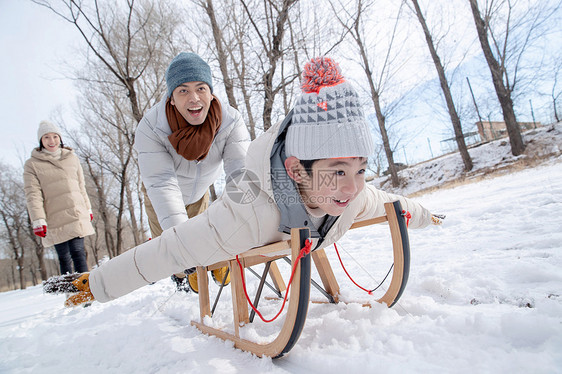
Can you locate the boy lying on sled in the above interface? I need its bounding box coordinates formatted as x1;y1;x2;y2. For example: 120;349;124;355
46;57;444;307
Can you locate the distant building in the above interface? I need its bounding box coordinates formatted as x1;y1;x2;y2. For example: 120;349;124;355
476;121;542;142
439;131;481;154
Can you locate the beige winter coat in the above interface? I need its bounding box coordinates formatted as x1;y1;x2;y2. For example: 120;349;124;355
89;120;433;303
23;147;95;247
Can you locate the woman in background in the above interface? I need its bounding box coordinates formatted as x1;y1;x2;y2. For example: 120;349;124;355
24;120;95;274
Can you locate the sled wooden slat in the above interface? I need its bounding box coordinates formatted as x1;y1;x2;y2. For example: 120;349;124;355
268;262;286;293
197;266;211;320
311;248;340;303
238;240;291;258
349;215;388;229
191;200;410;357
204;241;291;273
230;258;248;336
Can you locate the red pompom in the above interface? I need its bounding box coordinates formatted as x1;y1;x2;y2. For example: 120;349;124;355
301;57;345;94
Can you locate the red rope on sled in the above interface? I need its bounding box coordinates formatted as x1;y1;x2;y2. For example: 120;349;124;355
333;243;374;295
236;239;312;323
334;211;410;295
333;242;395;295
402;210;411;228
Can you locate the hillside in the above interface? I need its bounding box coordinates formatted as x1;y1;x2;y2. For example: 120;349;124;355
373;122;562;197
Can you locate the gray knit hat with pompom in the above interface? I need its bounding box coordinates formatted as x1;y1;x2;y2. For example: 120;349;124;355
285;57;374;160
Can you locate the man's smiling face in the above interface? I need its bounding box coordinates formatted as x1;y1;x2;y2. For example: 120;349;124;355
170;81;213;125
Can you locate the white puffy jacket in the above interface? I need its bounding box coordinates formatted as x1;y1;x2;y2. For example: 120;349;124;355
134;97;250;230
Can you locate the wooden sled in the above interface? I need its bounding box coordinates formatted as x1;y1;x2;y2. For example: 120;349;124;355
191;200;410;358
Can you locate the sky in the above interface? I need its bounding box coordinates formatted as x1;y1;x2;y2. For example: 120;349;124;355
1;0;558;171
1;0;79;168
0;1;461;170
1;125;561;373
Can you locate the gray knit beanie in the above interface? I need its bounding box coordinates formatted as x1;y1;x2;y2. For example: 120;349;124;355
37;120;62;142
166;52;213;97
285;57;374;160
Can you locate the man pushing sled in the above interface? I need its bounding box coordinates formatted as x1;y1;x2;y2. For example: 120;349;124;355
44;56;443;310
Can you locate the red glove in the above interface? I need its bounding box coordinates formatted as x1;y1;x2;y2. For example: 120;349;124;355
90;213;94;221
34;225;47;238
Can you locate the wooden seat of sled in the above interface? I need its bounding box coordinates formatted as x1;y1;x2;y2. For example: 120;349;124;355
190;200;410;358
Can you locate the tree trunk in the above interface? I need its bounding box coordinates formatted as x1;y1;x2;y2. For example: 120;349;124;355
241;0;298;131
17;255;25;290
356;31;400;187
373;90;400;187
126;182;141;246
34;242;48;281
84;158;117;258
552;92;560;122
203;0;239;109
2;212;26;289
468;0;525;156
411;0;473;171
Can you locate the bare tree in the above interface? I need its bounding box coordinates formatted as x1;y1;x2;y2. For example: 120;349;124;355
552;71;561;123
26;213;49;281
467;0;552;155
197;0;240;109
0;163;63;290
190;0;258;139
64;89;140;257
410;0;473;171
330;0;411;187
0;163;29;289
33;0;184;254
188;0;347;141
32;0;179;123
239;0;300;131
542;55;562;122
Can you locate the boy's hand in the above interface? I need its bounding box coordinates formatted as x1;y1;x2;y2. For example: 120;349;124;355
431;214;445;225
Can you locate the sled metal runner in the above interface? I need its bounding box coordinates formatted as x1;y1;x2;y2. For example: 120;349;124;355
191;200;410;358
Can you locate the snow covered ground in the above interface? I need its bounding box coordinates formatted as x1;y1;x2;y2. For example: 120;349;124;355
1;142;561;373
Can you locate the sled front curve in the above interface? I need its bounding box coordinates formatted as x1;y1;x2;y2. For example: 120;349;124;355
191;228;311;358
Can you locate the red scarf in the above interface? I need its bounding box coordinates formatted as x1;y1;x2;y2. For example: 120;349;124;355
166;96;222;161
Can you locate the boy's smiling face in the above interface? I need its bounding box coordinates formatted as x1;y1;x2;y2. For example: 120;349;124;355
285;157;367;216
